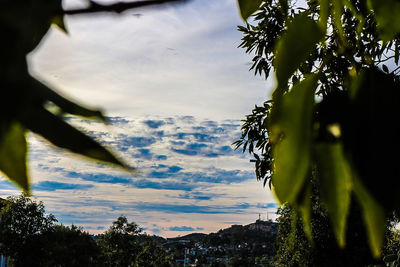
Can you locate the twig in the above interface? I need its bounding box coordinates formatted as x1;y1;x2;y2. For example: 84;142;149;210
63;0;187;16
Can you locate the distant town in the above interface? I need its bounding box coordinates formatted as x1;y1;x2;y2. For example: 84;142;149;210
153;216;277;266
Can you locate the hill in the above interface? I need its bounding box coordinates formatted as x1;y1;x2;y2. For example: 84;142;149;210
152;219;278;266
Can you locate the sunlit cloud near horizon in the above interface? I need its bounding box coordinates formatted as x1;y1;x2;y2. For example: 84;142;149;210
0;0;277;237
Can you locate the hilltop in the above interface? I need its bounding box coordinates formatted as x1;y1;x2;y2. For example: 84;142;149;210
146;219;278;266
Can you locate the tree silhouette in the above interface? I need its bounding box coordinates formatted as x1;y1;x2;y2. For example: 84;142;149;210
0;195;57;265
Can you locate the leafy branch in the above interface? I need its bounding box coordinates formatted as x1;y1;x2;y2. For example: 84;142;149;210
236;0;400;258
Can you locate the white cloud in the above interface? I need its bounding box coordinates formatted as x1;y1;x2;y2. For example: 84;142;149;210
0;115;277;237
28;0;273;120
1;0;280;237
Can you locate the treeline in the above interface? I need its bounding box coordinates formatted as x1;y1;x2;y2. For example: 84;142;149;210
0;195;171;267
3;194;400;267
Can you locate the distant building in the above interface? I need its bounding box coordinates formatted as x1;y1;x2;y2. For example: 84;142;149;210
248;217;277;233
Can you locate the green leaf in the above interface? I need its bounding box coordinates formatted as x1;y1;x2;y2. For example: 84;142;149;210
297;183;312;242
332;0;344;36
237;0;263;21
0;122;29;192
18;106;131;170
315;142;352;248
274;13;323;92
271;74;318;203
318;0;329;33
353;175;385;258
368;0;400;41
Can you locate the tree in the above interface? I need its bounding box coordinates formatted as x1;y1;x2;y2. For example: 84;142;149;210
38;224;101;267
0;194;57;266
8;224;102;267
97;216;172;266
97;215;142;267
0;0;185;192
235;0;400;257
274;190;377;266
135;235;172;267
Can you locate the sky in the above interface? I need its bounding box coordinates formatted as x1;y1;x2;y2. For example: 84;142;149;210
0;0;277;237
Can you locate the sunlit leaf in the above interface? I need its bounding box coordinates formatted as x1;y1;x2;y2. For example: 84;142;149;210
18;106;130;170
315;142;352;248
318;0;329;33
274;13;323;92
271;74;318;203
0;122;29;192
237;0;263;20
353;175;385;258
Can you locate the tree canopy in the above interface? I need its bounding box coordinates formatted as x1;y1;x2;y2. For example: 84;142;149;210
0;196;171;266
235;0;400;257
0;195;57;265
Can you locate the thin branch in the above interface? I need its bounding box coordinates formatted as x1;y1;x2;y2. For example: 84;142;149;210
374;55;395;64
62;0;187;16
393;65;400;75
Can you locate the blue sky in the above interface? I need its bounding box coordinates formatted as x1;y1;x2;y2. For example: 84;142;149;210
0;0;277;237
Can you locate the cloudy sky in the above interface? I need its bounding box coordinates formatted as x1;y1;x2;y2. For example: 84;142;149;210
0;0;277;237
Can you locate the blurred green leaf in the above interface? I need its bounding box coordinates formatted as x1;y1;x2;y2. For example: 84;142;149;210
368;0;400;41
28;77;106;121
274;13;323;91
298;183;312;242
0;122;29;192
353;174;385;258
271;74;318;203
332;0;347;45
318;0;329;33
18;106;130;170
237;0;263;20
315;142;352;248
348;67;400;212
